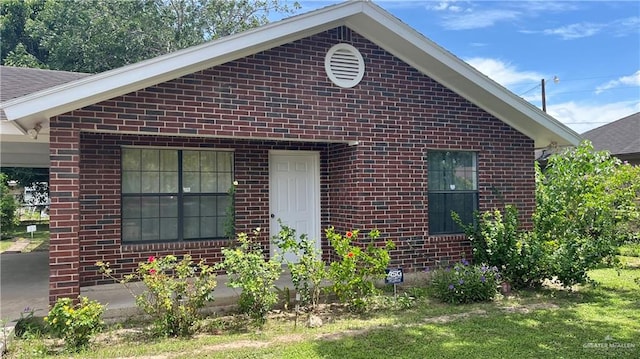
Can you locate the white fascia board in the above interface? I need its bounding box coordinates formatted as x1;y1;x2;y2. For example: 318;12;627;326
0;120;27;136
1;2;362;124
353;3;582;148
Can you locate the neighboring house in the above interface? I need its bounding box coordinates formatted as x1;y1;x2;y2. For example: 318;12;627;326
0;1;580;304
582;112;640;165
0;66;90;168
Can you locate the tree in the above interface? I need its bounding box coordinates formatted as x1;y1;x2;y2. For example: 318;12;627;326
534;141;640;286
1;173;19;236
0;0;47;67
1;0;300;73
1;168;49;209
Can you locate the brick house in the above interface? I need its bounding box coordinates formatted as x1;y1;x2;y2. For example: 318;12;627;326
1;1;580;304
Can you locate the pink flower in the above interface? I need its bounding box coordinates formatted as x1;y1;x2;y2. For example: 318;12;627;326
149;269;157;275
346;231;353;238
148;256;155;263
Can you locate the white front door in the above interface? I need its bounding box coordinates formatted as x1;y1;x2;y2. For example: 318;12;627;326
269;151;321;263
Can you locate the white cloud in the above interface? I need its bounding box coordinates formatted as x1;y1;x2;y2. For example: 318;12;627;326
548;100;640;134
441;9;519;30
427;1;465;13
595;70;640;94
614;16;640;36
542;22;604;40
426;0;578;31
533;16;639;40
465;57;544;87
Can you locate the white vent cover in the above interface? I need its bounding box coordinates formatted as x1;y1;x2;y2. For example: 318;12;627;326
324;43;365;88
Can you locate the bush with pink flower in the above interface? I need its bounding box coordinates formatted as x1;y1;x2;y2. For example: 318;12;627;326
326;227;395;312
97;254;216;336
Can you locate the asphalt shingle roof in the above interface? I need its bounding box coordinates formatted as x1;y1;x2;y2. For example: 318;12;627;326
581;112;640;155
1;66;90;121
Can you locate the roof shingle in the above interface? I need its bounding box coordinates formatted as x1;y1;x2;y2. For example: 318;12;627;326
1;66;90;121
582;112;640;155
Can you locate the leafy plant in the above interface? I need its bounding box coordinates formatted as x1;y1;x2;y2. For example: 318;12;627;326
535;142;640;286
326;227;395;312
429;261;500;304
272;220;327;311
97;254;217;337
454;206;550;289
14;307;46;339
0;173;19;237
223;180;238;240
218;228;282;326
44;296;104;351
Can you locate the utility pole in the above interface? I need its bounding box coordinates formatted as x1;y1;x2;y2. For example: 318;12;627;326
541;76;559;113
541;78;547;112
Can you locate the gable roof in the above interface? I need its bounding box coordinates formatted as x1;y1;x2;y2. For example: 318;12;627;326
582;112;640;155
0;1;580;148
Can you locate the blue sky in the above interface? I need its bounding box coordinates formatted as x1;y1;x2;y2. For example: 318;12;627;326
285;1;640;134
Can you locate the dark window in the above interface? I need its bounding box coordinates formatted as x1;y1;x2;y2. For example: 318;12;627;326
121;148;233;243
428;151;478;234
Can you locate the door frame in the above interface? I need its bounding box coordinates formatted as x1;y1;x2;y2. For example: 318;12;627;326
268;150;321;259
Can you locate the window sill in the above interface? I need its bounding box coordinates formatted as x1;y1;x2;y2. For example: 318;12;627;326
122;239;233;252
425;233;467;243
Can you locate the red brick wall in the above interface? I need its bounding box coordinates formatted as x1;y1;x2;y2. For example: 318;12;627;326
49;27;535;299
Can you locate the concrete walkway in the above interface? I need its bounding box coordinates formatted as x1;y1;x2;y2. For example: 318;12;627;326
2;239;31;254
1;251;293;325
82;270;294;322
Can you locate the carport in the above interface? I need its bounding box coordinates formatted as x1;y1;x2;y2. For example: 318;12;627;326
1;66;89;324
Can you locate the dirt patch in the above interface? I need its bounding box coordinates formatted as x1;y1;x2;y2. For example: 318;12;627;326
422;309;488;323
499;302;559;313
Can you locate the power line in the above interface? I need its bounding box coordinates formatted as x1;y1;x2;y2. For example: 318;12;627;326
554;86;640;96
520;85;639;97
516;73;640;95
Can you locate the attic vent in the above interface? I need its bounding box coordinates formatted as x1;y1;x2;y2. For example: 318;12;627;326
325;43;365;88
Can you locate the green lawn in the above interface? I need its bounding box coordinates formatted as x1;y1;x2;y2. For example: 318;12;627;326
0;223;49;253
619;242;640;257
6;262;639;358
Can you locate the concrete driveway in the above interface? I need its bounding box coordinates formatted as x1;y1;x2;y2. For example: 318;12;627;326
0;251;49;324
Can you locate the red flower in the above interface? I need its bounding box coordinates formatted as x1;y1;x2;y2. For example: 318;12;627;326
149;269;157;275
347;252;354;258
148;256;155;263
346;231;353;238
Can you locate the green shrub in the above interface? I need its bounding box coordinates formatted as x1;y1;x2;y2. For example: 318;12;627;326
14;307;46;339
218;228;281;326
535;142;640;286
97;254;217;337
0;173;19;237
326;227;395;312
454;205;550;289
272;221;326;311
44;296;104;351
429;261;500;304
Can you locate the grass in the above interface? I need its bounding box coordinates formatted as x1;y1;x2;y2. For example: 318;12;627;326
0;223;49;253
619;242;640;257
6;263;640;359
